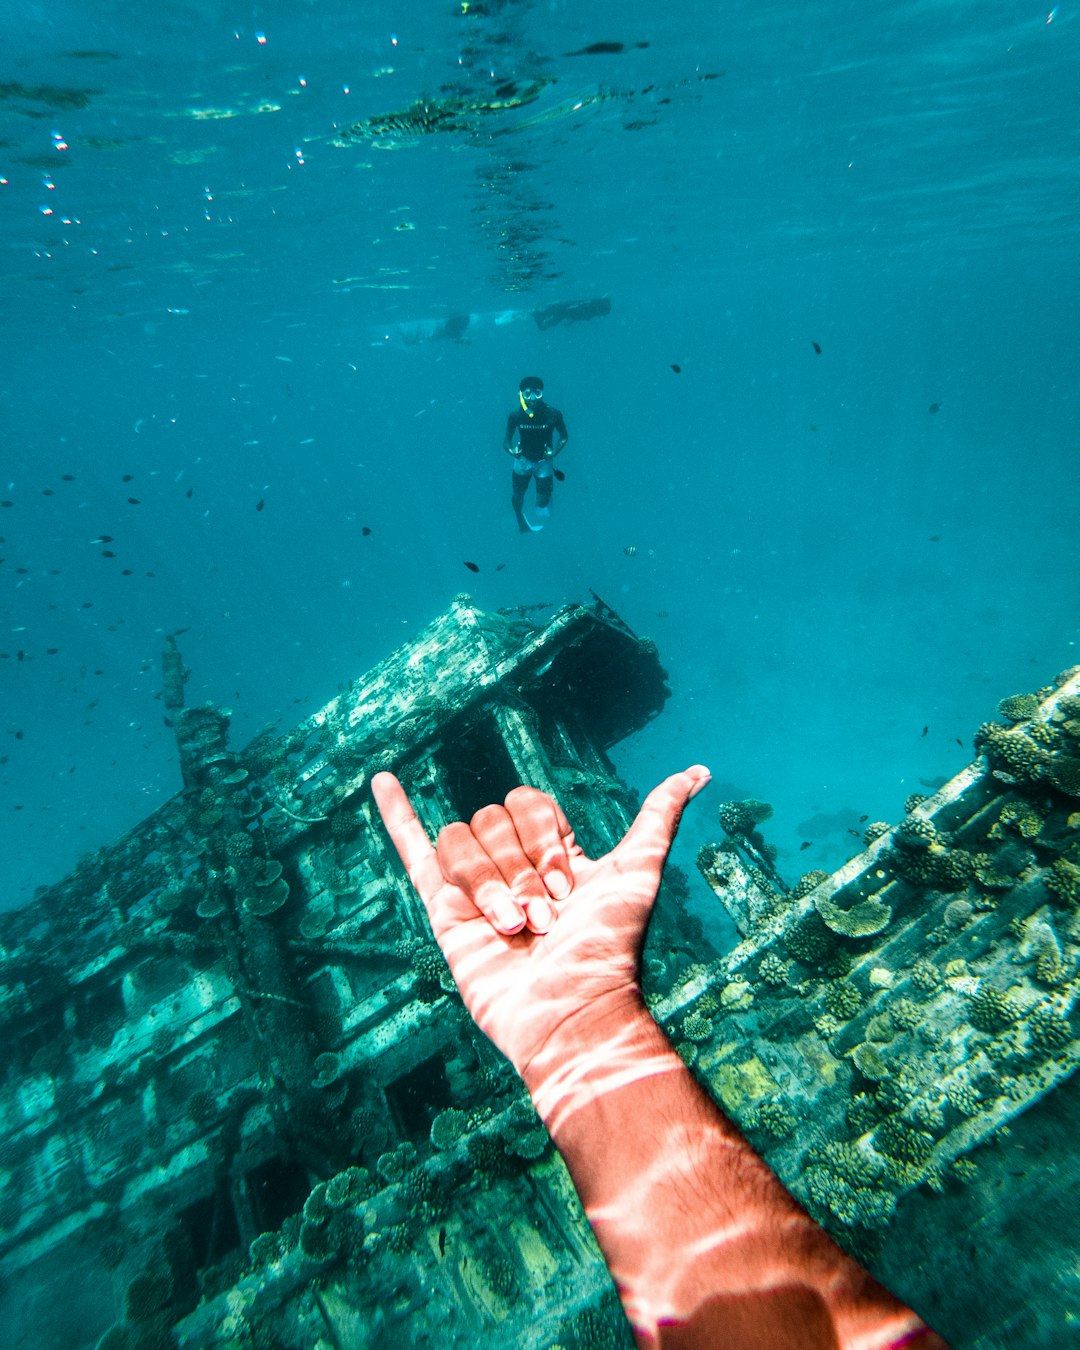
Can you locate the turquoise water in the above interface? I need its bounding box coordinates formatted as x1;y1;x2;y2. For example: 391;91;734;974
2;0;1078;915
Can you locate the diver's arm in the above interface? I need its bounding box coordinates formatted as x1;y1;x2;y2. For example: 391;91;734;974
503;412;520;453
371;770;949;1350
525;996;946;1350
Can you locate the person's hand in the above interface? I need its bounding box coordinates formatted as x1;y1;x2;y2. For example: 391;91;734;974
371;767;710;1085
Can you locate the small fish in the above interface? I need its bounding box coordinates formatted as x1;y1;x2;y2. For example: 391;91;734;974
921;725;928;738
496;562;506;571
122;473;134;482
42;488;55;496
928;402;940;414
929;535;940;542
553;467;566;482
102;550;117;558
1;501;13;508
122;568;133;575
858;814;868;822
812;341;822;354
623;545;637;557
955;738;963;748
670;363;681;374
256;499;265;512
93;535;114;543
14;730;24;740
186;487;193;499
847;828;861;837
464;560;480;573
127;497;140;505
361;526;372;536
799;840;812;851
62;474;75;481
47;648;59;654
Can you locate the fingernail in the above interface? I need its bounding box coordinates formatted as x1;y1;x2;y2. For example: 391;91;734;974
544;869;571;899
688;768;712;799
527;898;556;933
495;902;526;934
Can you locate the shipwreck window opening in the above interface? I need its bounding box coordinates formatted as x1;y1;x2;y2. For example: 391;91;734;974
435;716;521;822
385;1055;452;1139
244;1156;312;1235
72;978;126;1042
178;1186;242;1275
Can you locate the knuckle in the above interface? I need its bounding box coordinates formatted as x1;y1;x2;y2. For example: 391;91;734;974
470;804;505;833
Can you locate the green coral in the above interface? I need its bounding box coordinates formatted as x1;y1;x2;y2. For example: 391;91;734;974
1045;858;1080;907
785;914;834;965
874;1117;935;1165
375;1141;418;1184
847;1093;880;1133
823;979;863;1019
945;1082;981;1117
326;1166;371;1209
758;952;789;987
852;1043;889;1080
790;869;829;901
976;722;1050;783
749;1099;797;1140
893;816;940;850
681;1011;714;1043
249;1231;282;1265
1048;756;1080;797
430;1107;469;1152
242;876;289;916
225;831;254;861
863;821;892;846
302;1182;331;1224
969;986;1019;1032
888;998;921;1031
1026;1005;1072;1055
816;894;892;938
998;693;1042;723
992;802;1044;839
312;1052;340;1087
717;798;773;835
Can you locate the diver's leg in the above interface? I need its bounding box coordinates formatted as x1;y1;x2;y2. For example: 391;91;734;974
511;469;531;533
533;465;553;520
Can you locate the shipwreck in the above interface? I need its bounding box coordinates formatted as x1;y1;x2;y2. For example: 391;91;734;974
0;594;1077;1350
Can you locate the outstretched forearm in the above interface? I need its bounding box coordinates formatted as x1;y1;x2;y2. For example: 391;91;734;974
523;991;947;1350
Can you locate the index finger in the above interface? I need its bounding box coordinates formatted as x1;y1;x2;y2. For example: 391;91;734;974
371;771;445;906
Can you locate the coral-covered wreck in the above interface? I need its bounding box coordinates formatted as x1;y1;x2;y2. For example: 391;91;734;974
0;594;1077;1349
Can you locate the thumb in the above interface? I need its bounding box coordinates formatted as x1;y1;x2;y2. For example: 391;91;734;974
613;765;712;879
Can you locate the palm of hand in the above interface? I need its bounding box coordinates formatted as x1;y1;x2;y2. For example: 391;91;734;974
429;847;656;1075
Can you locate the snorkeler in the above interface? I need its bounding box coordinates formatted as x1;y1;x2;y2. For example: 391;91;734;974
503;375;568;533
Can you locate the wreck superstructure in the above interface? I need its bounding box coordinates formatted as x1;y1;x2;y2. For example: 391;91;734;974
685;669;1080;1350
0;595;695;1350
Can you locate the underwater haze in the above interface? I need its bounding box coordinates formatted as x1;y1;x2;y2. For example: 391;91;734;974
1;0;1078;915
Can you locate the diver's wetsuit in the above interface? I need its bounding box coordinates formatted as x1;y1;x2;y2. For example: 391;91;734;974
504;401;568;532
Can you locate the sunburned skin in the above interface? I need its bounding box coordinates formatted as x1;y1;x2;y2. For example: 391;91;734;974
372;768;950;1350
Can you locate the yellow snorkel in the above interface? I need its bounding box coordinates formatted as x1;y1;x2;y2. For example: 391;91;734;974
519;376;543;417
